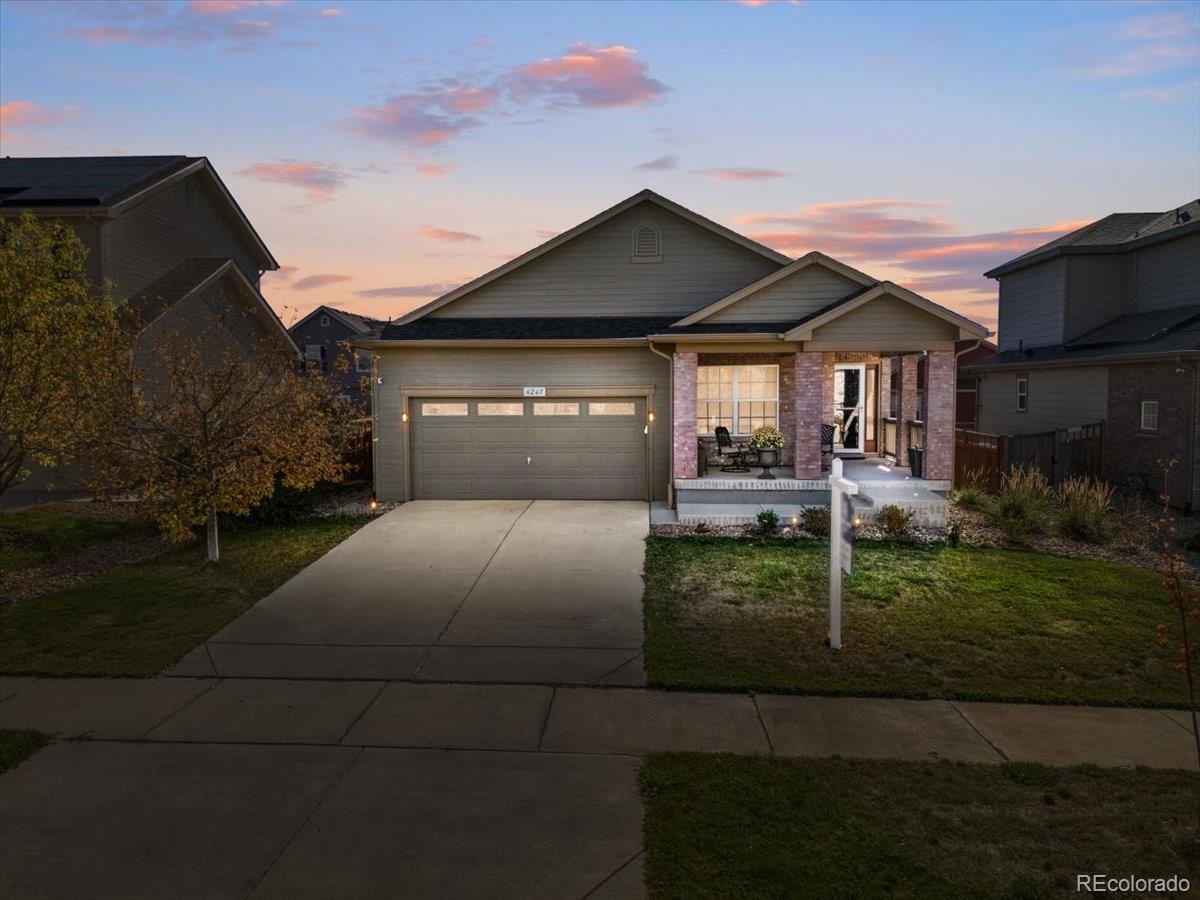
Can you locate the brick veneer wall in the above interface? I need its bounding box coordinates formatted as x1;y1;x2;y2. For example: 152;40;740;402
924;350;955;480
898;354;919;454
794;352;824;478
1104;361;1195;507
672;352;698;479
697;353;796;465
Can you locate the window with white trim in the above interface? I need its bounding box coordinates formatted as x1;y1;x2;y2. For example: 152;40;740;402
631;223;662;263
355;350;372;373
1015;376;1028;413
696;365;779;435
1141;400;1159;431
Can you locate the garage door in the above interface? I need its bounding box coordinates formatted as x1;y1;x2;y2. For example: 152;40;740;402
411;397;647;500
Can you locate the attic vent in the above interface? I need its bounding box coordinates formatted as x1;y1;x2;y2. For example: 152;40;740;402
631;223;662;264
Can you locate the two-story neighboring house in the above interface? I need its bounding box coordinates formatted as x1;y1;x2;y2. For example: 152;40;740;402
0;155;295;503
970;199;1200;507
288;304;387;411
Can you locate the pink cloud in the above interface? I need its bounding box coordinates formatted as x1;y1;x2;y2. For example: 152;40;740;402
0;99;79;143
345;90;485;145
445;86;499;113
319;7;343;17
699;167;788;181
355;282;460;299
415;162;458;179
237;159;349;201
417;227;482;243
52;0;304;52
741;199;1091;300
635;154;678;171
511;43;669;109
1116;80;1200;104
186;0;284;13
292;273;353;291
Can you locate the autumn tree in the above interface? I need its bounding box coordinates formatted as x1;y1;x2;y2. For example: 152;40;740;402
91;314;356;562
0;211;124;498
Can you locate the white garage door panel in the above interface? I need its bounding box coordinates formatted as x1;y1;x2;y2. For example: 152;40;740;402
411;397;647;500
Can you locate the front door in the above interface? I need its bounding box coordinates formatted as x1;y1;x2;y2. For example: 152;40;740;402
833;364;866;453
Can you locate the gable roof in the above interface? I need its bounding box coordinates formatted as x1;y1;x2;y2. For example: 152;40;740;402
0;155;195;207
290;304;388;335
984;199;1200;278
391;189;791;326
671;251;878;327
120;257;296;352
781;281;988;341
0;155;278;271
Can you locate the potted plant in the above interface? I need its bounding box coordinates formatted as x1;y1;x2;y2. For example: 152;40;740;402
749;425;784;480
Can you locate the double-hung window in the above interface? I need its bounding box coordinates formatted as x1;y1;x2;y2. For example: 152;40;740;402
696;364;779;435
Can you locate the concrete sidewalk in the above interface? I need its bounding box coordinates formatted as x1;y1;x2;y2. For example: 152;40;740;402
2;676;1195;769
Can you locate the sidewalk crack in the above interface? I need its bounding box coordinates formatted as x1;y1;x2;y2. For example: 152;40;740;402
579;848;643;900
537;686;558;751
751;693;776;756
947;700;1008;762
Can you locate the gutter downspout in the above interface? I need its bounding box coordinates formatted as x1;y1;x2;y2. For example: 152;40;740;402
648;340;674;508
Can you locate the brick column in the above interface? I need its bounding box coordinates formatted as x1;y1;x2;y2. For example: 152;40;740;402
672;352;698;480
923;349;955;481
898;353;919;458
794;352;823;479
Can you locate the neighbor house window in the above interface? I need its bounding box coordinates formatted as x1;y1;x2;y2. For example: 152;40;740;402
320;315;329;327
631;223;662;263
1141;400;1159;431
589;401;636;415
1016;376;1028;412
304;344;324;372
696;365;779;435
478;402;524;416
533;402;580;415
355;350;372;372
422;402;468;416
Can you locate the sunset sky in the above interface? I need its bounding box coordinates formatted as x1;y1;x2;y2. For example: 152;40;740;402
2;0;1198;333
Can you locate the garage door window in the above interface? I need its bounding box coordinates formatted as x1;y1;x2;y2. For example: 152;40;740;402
588;401;636;415
533;402;580;415
422;402;468;416
478;402;524;416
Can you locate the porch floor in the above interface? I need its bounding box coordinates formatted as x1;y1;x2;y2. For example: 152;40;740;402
675;457;949;529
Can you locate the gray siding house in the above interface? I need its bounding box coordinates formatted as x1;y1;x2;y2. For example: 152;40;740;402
970;199;1200;507
357;190;987;507
0;155;295;501
289;305;387;411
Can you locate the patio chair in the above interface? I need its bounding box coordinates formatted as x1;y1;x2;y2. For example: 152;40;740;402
714;426;752;473
821;423;836;469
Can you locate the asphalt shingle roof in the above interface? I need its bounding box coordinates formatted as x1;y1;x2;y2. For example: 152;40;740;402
0;156;197;207
985;200;1199;278
379;316;680;341
971;303;1200;369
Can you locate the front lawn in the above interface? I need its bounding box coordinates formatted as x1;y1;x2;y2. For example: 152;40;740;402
642;754;1198;899
0;516;370;676
0;505;149;573
644;536;1184;706
0;729;48;772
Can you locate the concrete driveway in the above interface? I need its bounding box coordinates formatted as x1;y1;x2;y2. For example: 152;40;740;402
173;500;648;685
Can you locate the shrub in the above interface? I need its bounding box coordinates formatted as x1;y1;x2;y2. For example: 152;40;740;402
800;506;830;537
876;504;915;539
984;465;1053;543
756;508;779;534
244;477;339;524
952;484;988;511
1055;476;1114;543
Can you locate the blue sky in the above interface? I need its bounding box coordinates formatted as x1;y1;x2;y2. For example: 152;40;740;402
2;0;1198;330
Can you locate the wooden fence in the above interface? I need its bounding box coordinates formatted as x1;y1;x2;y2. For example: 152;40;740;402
954;421;1104;490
